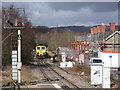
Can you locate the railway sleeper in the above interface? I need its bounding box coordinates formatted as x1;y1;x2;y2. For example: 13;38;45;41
42;78;60;82
61;85;70;89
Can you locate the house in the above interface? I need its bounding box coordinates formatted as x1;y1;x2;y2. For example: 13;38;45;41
105;31;120;52
99;31;120;69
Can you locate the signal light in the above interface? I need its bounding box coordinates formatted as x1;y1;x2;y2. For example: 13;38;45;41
7;20;13;26
17;22;23;27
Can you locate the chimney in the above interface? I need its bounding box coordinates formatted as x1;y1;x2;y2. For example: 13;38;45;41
109;22;116;31
90;28;94;34
101;25;106;33
94;27;98;34
97;26;101;33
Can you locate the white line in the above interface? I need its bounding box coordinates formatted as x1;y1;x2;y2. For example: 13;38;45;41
52;84;61;88
37;84;52;85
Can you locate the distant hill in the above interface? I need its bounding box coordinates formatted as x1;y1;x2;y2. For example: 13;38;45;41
33;25;120;34
50;26;91;33
50;25;120;33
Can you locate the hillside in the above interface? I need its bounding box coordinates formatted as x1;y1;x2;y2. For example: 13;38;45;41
50;26;90;33
50;25;120;33
33;25;120;34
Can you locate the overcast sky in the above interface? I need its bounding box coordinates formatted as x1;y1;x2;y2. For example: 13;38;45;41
2;2;118;27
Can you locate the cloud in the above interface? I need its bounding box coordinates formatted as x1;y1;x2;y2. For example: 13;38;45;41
27;3;117;27
2;2;118;27
48;2;118;12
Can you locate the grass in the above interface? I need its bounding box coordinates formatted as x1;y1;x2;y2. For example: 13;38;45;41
2;65;38;86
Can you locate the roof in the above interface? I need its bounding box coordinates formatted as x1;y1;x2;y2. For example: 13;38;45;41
105;31;120;41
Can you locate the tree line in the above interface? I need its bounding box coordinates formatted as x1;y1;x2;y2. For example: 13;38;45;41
34;27;81;50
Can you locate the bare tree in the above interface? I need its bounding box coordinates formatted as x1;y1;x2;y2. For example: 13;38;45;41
2;5;35;65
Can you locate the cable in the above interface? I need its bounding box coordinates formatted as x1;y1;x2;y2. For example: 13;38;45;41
2;31;15;43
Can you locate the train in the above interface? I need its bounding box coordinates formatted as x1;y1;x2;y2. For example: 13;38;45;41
35;44;48;59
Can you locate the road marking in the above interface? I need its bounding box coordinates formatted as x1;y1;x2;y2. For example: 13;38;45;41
52;84;61;88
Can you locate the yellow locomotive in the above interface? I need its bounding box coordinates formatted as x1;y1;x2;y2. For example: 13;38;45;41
35;44;47;58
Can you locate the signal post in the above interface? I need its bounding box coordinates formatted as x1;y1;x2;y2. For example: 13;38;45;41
3;8;25;85
4;27;24;85
17;30;22;84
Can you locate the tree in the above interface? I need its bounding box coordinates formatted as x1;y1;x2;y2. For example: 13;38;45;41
48;29;76;50
33;26;49;33
2;5;19;66
22;20;35;64
2;5;35;65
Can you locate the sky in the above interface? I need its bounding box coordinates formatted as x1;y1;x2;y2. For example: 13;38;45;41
2;2;118;27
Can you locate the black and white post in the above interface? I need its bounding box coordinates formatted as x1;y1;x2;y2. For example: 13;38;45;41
17;30;22;84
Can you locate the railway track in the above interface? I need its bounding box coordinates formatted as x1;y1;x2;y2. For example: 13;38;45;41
38;59;81;89
4;57;92;89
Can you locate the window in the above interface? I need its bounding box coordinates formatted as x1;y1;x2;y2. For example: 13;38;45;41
93;59;102;63
41;47;45;50
37;47;40;50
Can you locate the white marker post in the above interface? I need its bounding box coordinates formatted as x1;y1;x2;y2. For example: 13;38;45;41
17;30;22;84
60;52;66;68
62;52;66;62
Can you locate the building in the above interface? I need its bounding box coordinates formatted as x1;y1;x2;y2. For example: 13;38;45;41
105;31;120;52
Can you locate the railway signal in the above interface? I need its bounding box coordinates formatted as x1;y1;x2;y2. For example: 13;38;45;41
7;20;13;26
4;19;25;29
6;19;24;27
15;19;24;27
3;8;25;87
17;22;23;27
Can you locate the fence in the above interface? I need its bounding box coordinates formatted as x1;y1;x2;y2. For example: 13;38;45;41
59;47;78;61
